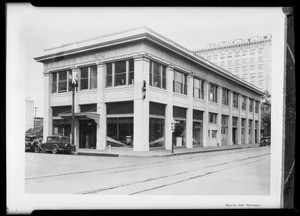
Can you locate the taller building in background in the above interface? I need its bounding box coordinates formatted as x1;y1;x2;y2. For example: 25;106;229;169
194;34;272;93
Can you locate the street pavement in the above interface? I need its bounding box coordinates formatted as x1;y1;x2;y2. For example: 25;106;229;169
25;146;270;195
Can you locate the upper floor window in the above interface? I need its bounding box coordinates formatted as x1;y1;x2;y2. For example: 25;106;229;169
258;80;263;86
249;99;254;112
227;60;232;66
258;48;263;54
235;60;239;65
258;57;263;62
258;64;263;70
222;89;229;106
250;49;255;55
213;54;218;60
258;72;264;77
106;59;134;87
232;92;239;108
209;112;218;124
228;52;233;58
250;57;255;63
250;73;256;79
241;96;246;110
52;70;72;94
235;51;240;57
193;78;204;99
250;65;255;71
209;84;218;103
242;50;247;56
80;65;97;90
235;67;240;73
149;61;166;89
220;53;225;59
242;66;247;72
173;70;187;95
242;59;247;64
255;101;259;113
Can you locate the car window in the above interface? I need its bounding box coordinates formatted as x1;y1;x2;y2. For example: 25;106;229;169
61;137;68;142
47;137;52;142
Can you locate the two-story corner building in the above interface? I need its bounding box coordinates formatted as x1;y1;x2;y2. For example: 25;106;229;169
34;26;264;152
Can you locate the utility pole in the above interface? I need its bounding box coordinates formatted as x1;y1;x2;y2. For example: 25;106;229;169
34;107;38;128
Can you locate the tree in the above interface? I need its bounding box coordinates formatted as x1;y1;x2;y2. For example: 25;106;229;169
261;90;271;136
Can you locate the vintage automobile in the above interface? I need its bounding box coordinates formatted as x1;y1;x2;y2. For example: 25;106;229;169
260;136;271;146
25;134;41;152
34;135;75;154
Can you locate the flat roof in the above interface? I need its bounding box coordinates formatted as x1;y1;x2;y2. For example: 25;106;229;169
34;26;264;96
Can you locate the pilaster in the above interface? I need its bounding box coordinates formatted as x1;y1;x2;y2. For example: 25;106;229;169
43;72;52;142
217;86;222;146
228;91;233;145
133;55;150;151
186;74;194;148
96;61;106;150
237;94;242;145
203;81;209;147
165;65;174;150
245;97;249;144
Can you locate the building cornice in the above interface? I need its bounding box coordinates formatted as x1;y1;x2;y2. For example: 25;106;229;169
34;27;264;96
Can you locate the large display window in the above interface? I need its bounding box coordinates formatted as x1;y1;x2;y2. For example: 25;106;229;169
193;109;203;146
53;119;71;137
173;106;187;147
107;117;133;147
149;102;165;148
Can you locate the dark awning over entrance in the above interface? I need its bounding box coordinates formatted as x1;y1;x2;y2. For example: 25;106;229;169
58;112;100;124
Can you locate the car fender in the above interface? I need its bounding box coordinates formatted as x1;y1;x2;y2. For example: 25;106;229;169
35;143;43;151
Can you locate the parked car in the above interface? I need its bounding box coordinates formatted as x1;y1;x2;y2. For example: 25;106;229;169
34;135;75;154
260;136;271;146
25;134;41;152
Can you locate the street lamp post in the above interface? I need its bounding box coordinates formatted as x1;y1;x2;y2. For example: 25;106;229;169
69;73;79;147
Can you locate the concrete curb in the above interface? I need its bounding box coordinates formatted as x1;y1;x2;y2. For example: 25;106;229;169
74;145;257;158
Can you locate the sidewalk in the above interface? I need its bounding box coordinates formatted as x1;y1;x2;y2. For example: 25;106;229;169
75;144;261;158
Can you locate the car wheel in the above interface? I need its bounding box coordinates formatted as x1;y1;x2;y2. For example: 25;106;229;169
34;145;40;153
52;146;58;154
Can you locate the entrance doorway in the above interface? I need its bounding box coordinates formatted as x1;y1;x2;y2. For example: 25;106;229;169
79;120;96;149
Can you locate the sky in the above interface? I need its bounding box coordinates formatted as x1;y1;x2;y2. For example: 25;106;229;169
7;5;279;117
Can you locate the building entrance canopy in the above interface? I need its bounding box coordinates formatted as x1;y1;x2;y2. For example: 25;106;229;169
58;112;100;124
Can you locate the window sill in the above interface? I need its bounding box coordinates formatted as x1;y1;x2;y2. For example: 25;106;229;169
105;85;134;92
173;92;188;99
78;89;97;94
149;86;167;93
51;92;71;96
193;97;205;102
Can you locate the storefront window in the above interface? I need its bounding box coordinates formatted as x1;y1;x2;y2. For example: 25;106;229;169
149;118;165;148
106;101;134;147
173;106;186;147
53;119;71;137
107;117;134;147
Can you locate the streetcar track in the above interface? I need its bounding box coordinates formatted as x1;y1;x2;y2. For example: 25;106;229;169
78;153;268;194
129;159;264;195
26;147;269;180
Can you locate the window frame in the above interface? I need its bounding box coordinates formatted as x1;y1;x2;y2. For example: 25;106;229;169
209;112;218;124
106;59;134;88
222;88;229;106
173;70;187;95
52;70;73;94
149;61;167;90
209;83;218;103
193;77;204;99
232;92;239;108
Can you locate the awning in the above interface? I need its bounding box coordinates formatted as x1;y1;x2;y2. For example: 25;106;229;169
58;112;100;124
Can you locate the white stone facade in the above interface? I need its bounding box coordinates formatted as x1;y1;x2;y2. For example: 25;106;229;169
35;27;263;151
